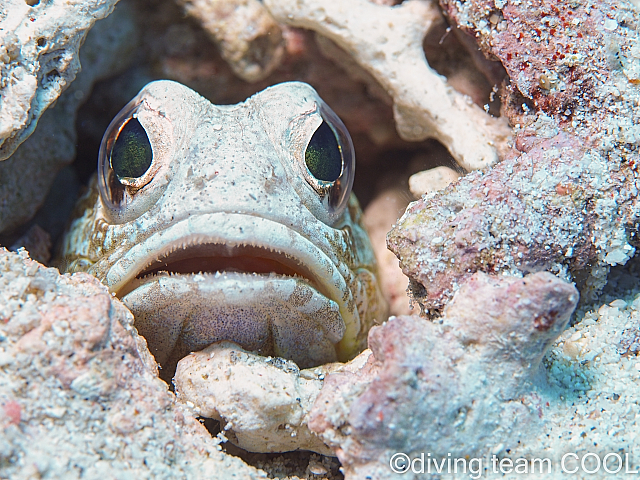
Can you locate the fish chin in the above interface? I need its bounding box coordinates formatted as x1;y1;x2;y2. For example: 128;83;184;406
121;271;345;370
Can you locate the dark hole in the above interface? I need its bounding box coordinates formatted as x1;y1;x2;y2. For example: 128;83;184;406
45;69;60;81
573;249;640;316
36;37;46;47
197;416;344;479
423;16;507;116
25;0;39;5
502;82;536;118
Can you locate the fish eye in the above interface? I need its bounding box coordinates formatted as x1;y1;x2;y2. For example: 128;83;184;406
302;103;355;218
98;98;155;212
305;120;343;182
97;92;172;223
111;117;153;180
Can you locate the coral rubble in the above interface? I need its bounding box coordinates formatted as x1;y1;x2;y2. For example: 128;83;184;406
263;0;512;171
389;0;640;311
309;272;578;478
0;5;136;234
0;248;261;479
175;341;332;455
0;0;119;161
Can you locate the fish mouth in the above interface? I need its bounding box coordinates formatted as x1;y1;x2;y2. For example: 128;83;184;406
104;213;358;365
117;242;331;300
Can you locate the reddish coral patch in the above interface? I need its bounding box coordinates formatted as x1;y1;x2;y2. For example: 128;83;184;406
3;400;22;425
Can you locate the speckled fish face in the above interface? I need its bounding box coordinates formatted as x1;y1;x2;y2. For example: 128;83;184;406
61;80;387;370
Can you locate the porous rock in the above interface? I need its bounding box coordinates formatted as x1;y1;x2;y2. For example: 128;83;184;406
308;271;579;479
0;248;261;479
0;0;119;161
0;3;137;234
174;341;332;455
389;0;640;310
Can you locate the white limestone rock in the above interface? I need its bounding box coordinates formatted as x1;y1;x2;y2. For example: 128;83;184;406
0;0;119;161
263;0;512;171
174;341;334;455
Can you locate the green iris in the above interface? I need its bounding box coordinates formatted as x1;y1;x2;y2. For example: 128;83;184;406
111;118;152;179
305;120;342;182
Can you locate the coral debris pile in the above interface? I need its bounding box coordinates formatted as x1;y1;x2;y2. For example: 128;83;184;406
0;249;260;479
264;0;512;171
389;0;640;311
0;0;118;160
309;272;578;478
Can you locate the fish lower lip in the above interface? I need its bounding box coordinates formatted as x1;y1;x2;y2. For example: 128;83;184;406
121;271;345;370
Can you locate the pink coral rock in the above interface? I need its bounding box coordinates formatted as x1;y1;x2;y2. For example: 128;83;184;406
389;0;640;311
309;272;578;479
0;248;261;479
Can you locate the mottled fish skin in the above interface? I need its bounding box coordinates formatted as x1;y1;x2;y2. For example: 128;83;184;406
60;80;387;369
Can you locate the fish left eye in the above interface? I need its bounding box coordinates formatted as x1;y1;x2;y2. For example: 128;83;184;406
111;117;153;180
98;99;155;211
97;93;170;223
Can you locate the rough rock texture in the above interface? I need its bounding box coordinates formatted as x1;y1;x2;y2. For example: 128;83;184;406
0;248;263;479
175;342;332;455
178;0;285;82
0;0;119;161
308;272;578;479
263;0;512;171
300;261;640;479
530;261;640;475
389;0;640;311
0;4;136;234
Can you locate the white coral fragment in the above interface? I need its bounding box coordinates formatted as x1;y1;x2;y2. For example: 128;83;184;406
178;0;285;82
0;0;119;160
174;341;333;454
409;166;461;199
263;0;512;171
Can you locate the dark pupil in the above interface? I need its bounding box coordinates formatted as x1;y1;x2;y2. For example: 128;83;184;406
111;117;152;179
305;121;342;182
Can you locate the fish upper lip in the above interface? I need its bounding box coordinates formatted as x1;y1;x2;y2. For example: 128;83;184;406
103;212;359;347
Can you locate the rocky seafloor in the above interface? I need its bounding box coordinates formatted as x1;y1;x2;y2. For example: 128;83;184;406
2;0;640;478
